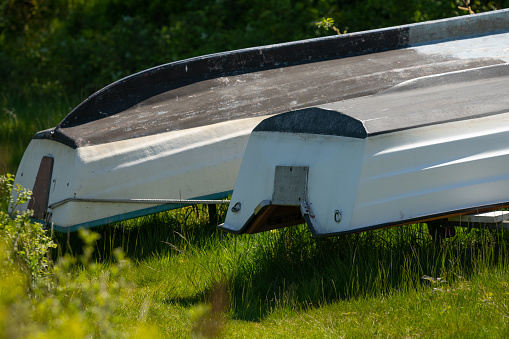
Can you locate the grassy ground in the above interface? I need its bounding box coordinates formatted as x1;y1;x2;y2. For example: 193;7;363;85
2;94;509;338
51;208;509;338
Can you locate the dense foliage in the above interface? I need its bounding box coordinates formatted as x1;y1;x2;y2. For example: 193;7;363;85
0;173;55;290
1;0;507;98
0;174;136;338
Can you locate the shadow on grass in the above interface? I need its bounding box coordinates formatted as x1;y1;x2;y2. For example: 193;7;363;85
223;224;509;321
52;203;228;262
52;208;509;323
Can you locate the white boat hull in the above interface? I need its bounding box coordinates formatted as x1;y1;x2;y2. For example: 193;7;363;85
221;66;509;236
14;116;266;231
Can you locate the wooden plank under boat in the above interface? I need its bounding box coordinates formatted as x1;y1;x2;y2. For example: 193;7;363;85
11;9;509;232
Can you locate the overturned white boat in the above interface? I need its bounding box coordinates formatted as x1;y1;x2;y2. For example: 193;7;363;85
220;64;509;236
11;9;509;233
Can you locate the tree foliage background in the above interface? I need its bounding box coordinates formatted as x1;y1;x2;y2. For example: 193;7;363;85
1;0;508;99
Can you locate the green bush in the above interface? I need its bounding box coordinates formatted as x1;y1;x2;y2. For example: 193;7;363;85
2;0;506;99
0;174;146;338
0;173;55;290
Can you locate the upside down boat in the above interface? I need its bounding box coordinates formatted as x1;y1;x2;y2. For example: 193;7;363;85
11;9;509;235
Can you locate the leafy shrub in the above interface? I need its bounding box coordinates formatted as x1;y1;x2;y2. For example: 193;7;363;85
0;173;55;291
0;174;145;338
3;0;506;98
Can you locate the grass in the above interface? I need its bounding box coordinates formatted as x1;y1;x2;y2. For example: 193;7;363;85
48;206;509;337
3;93;509;337
107;215;509;336
0;91;82;174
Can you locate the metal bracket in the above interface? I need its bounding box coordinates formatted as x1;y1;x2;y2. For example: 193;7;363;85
300;201;319;231
49;197;230;209
272;166;308;206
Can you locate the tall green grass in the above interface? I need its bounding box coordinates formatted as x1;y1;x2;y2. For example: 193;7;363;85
0;91;81;173
57;203;509;322
97;207;509;336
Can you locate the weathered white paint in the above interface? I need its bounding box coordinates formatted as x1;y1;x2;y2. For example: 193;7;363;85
223;112;509;236
12;115;269;229
414;31;509;62
351;112;509;229
222;132;366;234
